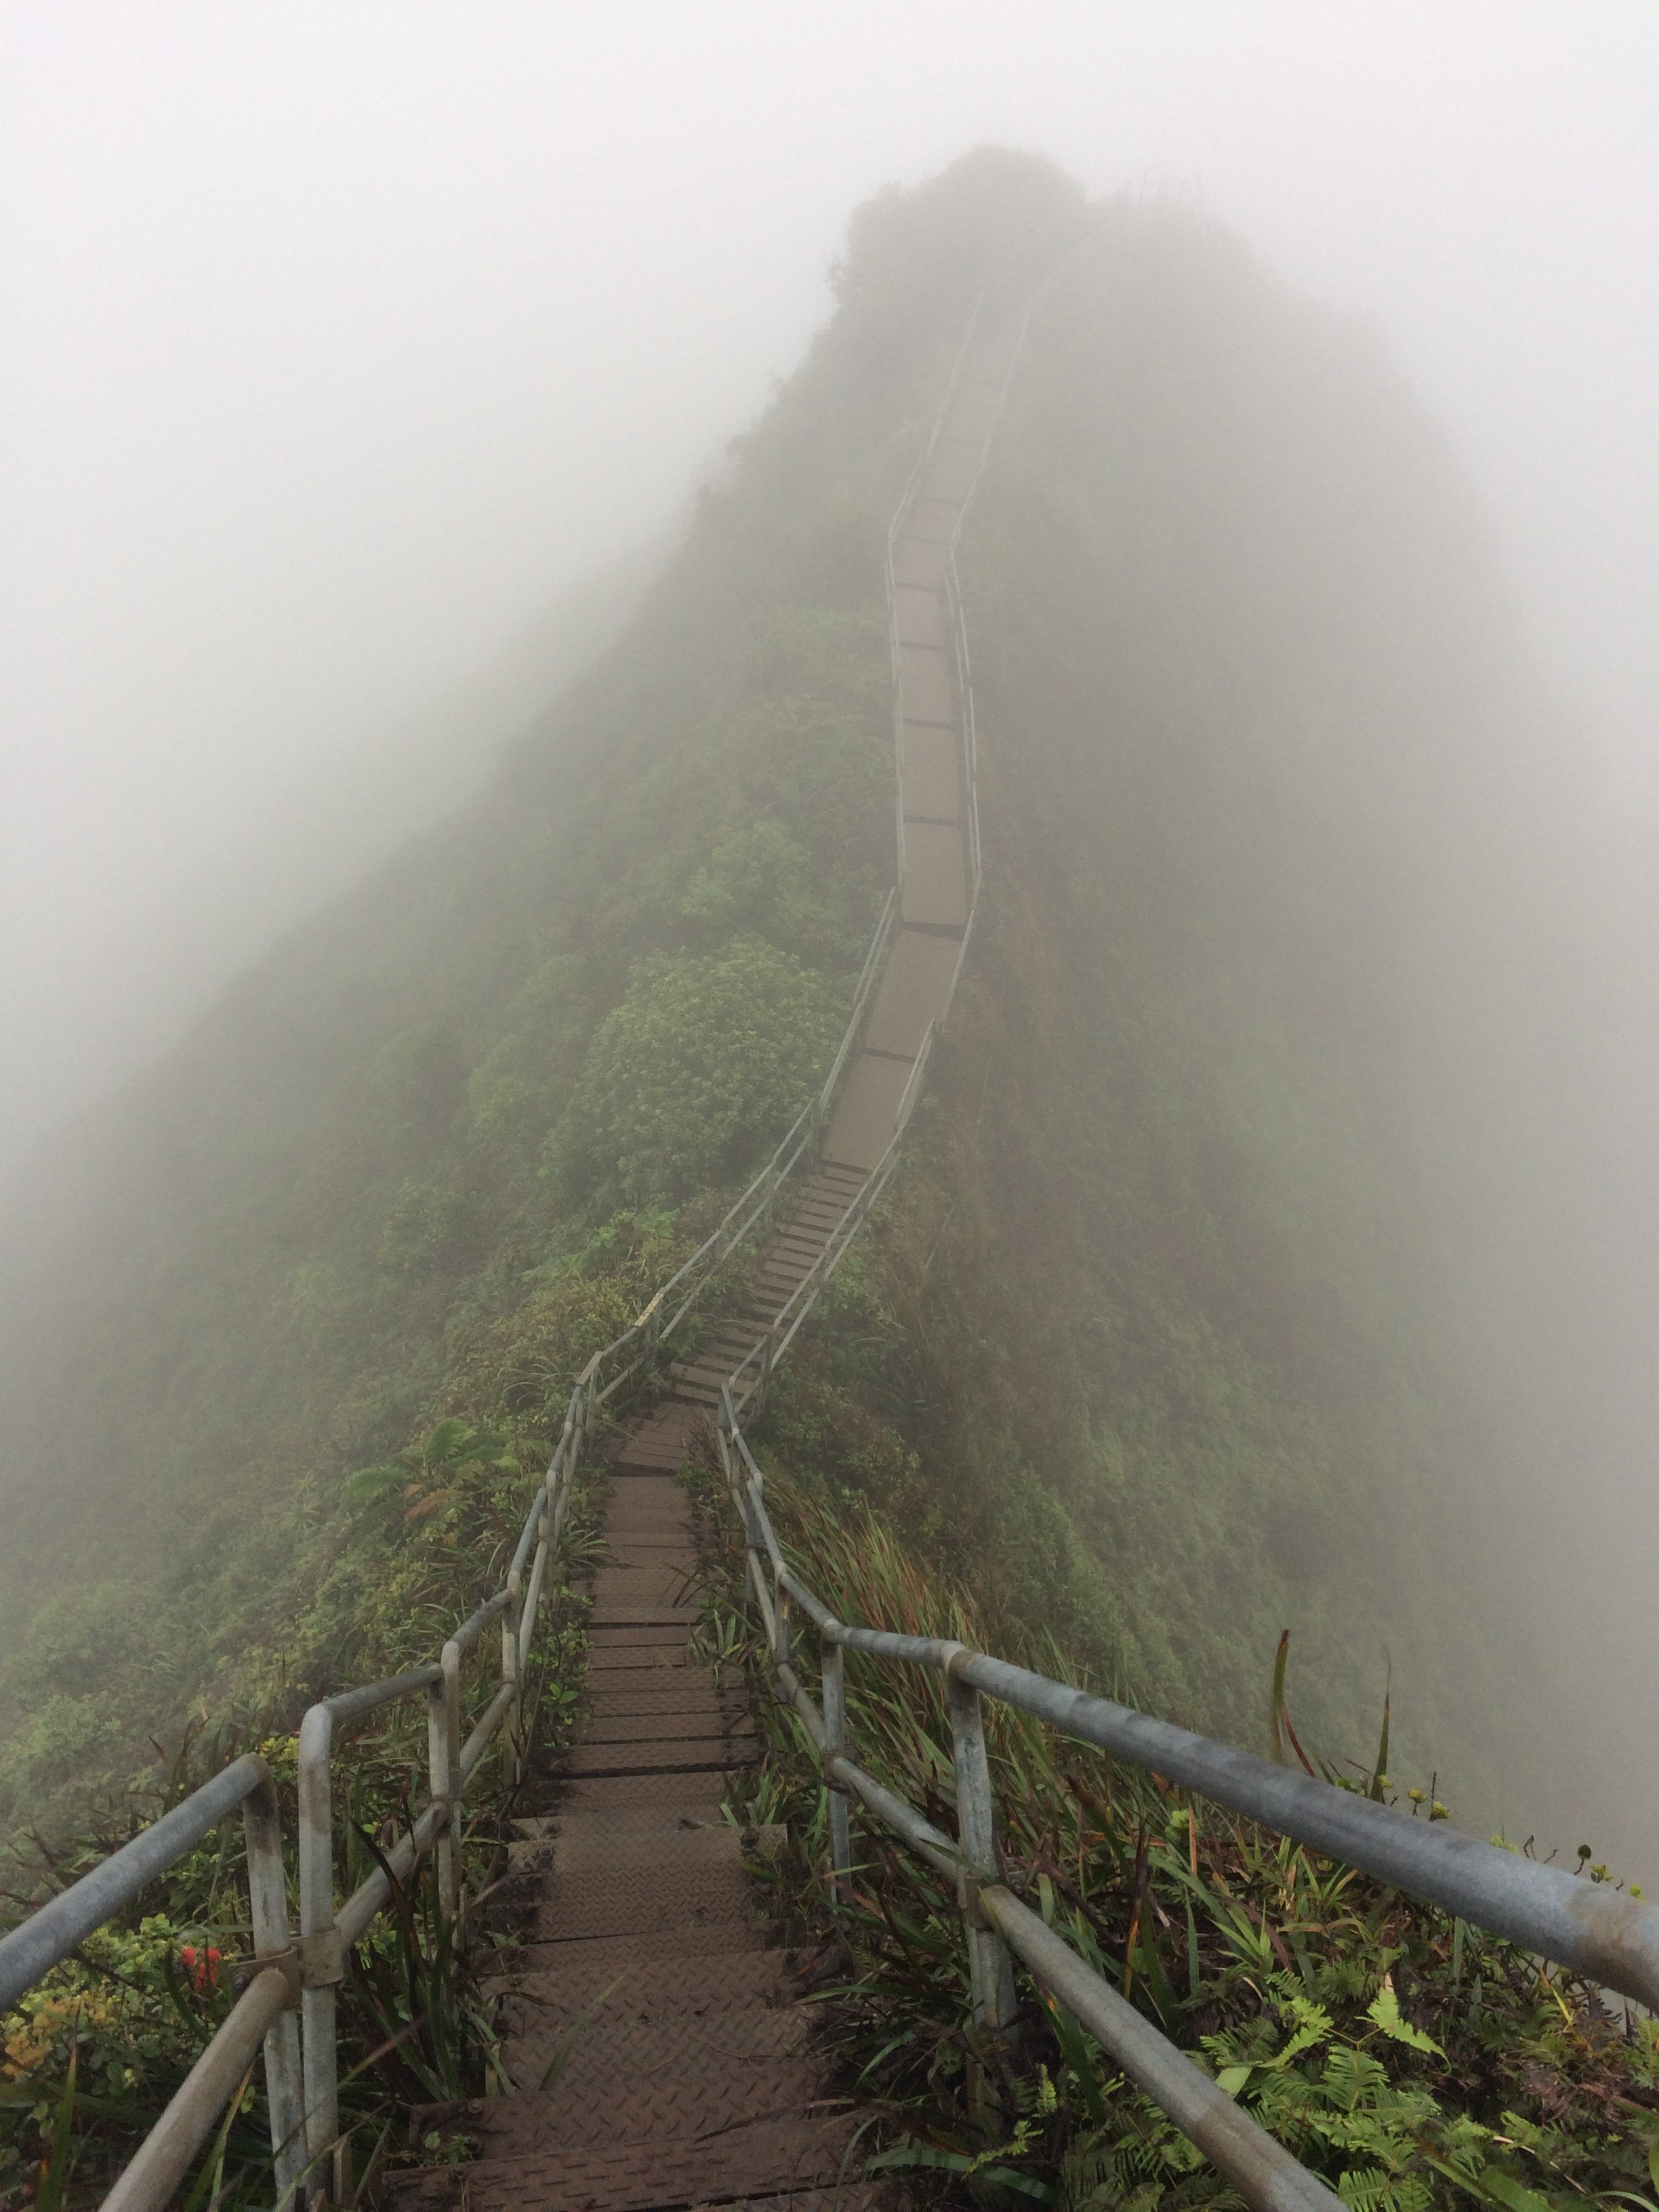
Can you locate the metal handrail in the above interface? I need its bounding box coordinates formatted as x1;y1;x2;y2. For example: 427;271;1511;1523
0;1755;307;2209
715;1392;1659;2211
715;1399;1345;2212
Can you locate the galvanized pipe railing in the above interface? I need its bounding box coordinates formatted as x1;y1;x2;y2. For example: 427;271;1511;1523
0;1754;308;2210
716;1387;1659;2212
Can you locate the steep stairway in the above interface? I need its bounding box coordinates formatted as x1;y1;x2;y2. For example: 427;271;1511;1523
393;1401;871;2212
391;288;1029;2211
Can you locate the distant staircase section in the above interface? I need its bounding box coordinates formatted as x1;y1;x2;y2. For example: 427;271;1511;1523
821;297;1026;1174
413;300;1038;2212
668;1160;867;1411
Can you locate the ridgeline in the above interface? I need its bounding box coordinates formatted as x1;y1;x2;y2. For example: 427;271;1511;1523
0;148;1593;1925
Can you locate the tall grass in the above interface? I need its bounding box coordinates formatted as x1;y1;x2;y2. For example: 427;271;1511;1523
693;1457;1659;2212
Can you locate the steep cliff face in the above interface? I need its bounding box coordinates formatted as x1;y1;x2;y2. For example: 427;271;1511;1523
0;152;1589;1851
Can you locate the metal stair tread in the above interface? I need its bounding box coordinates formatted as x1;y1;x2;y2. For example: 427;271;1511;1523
501;1936;788;2001
382;2112;862;2212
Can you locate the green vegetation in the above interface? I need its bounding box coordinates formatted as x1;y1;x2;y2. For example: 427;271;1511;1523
0;141;1624;2196
702;1460;1659;2212
0;1540;595;2205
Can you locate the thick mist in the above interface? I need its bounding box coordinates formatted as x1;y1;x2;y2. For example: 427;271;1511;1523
4;8;1659;1870
4;4;1656;1180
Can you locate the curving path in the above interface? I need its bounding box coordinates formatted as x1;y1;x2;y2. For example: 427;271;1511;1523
393;293;1029;2212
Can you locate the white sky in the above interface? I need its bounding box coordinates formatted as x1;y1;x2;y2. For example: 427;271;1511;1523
2;1;1656;1179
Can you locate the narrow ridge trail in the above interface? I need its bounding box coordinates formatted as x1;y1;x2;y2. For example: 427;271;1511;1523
392;290;1029;2212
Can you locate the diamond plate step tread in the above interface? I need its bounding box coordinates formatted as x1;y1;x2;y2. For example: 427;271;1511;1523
552;1740;756;1780
531;1862;766;1944
383;2114;862;2212
508;1921;785;1986
500;2038;818;2126
501;1941;790;2024
579;1711;755;1746
547;1768;729;1816
508;1815;750;1870
582;1686;741;1720
588;1619;699;1637
523;1823;746;1875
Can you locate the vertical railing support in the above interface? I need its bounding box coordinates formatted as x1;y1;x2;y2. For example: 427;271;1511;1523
428;1641;463;1933
821;1625;851;1902
502;1570;523;1788
296;1705;343;2204
427;1670;451;1936
243;1769;306;2206
947;1660;1017;2033
520;1502;550;1681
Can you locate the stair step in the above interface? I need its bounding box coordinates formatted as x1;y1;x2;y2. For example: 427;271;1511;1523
552;1738;757;1780
384;2116;864;2212
507;1815;747;1871
589;1608;697;1628
530;1860;769;1945
546;1767;729;1818
582;1685;738;1719
523;1822;745;1876
499;1938;788;2024
579;1711;754;1748
500;2040;818;2129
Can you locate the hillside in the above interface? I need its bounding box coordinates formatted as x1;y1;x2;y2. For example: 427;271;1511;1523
0;150;1593;1861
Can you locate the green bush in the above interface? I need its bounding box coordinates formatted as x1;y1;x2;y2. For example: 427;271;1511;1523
547;937;844;1204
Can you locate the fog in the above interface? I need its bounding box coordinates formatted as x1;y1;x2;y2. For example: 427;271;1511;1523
4;5;1659;1856
3;3;1656;1184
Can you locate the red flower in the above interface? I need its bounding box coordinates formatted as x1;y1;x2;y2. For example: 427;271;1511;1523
179;1944;222;1991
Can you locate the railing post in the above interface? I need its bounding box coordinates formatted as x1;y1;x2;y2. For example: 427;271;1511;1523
821;1626;851;1902
243;1767;306;2207
428;1641;463;1933
521;1500;550;1680
502;1570;523;1788
947;1663;1017;2033
426;1673;451;1938
296;1706;343;2205
774;1575;792;1678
